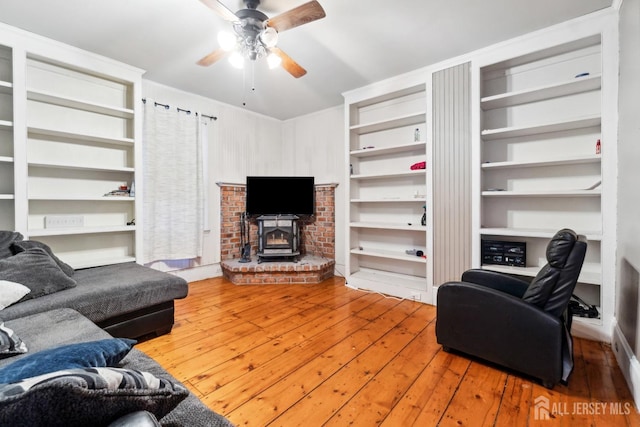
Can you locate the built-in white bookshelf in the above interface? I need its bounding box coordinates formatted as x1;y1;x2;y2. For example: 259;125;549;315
0;25;143;269
23;55;138;268
344;77;430;301
26;89;134;118
474;31;615;338
480;73;601;109
0;44;14;231
27;127;134;146
481;154;601;169
481;114;601;141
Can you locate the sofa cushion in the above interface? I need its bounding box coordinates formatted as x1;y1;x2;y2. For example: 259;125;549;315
0;231;22;260
0;263;188;324
0;281;30;310
0;367;188;427
0;248;77;301
0;338;136;384
0;320;28;358
0;309;114;370
11;240;75;277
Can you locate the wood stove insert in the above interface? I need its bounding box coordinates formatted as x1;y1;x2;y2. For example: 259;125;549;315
257;215;300;263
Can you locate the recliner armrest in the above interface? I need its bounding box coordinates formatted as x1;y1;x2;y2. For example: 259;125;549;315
437;281;561;331
461;268;530;298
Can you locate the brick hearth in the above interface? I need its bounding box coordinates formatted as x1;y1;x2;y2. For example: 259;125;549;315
218;183;337;284
221;255;335;285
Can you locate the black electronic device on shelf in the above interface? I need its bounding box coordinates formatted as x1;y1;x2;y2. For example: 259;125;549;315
481;239;526;267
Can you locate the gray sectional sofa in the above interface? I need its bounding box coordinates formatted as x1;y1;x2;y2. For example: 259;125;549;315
0;231;234;426
1;262;188;339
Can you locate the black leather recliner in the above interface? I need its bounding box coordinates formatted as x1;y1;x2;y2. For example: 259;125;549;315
435;229;587;388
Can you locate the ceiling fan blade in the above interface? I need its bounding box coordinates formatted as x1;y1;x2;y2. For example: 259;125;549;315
271;47;307;78
197;49;228;66
266;0;326;33
199;0;238;21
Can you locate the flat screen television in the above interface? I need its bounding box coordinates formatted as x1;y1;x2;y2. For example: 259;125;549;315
246;176;315;216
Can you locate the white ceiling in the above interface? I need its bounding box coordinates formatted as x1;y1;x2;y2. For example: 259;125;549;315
0;0;612;120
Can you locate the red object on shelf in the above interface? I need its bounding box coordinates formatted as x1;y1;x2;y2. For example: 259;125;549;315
410;161;426;170
596;139;601;154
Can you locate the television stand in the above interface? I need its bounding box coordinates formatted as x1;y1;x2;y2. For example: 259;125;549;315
256;215;300;263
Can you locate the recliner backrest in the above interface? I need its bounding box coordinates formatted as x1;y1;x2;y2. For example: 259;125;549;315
522;229;587;317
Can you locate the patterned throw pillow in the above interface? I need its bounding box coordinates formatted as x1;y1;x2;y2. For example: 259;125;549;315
0;367;189;427
0;338;136;384
0;320;28;358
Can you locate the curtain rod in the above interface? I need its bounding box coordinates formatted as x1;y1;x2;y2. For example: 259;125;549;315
141;98;217;120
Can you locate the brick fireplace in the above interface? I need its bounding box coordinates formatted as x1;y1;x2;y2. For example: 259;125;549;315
218;183;336;284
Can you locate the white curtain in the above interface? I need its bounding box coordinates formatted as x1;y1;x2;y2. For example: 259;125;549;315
142;100;203;263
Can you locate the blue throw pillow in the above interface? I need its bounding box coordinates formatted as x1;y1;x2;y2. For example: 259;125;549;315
0;338;136;384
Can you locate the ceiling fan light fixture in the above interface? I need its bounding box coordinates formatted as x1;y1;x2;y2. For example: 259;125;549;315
217;31;237;51
229;51;245;69
267;52;282;69
198;0;327;78
260;27;278;48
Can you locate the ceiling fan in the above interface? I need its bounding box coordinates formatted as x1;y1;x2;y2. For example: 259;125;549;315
197;0;326;78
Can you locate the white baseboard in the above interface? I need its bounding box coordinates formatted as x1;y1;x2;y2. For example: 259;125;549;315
169;263;223;283
345;278;429;303
571;319;612;342
611;318;640;411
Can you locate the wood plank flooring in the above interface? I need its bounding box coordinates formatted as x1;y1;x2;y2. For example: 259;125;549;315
136;277;640;426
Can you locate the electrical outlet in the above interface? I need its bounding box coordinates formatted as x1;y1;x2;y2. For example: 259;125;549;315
45;215;84;229
410;292;421;301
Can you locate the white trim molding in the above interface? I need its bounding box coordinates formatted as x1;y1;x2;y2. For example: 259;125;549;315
612;317;640;411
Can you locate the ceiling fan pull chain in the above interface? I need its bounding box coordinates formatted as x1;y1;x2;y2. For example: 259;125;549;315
241;62;256;107
241;64;247;107
251;61;256;93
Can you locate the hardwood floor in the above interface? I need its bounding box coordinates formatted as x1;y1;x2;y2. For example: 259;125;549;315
136;277;639;426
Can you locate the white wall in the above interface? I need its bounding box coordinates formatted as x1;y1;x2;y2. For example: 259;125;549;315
282;106;346;272
612;0;640;405
616;0;640;359
142;80;284;280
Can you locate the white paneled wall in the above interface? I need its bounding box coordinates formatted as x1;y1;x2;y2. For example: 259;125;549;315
142;80;283;277
215;105;283;181
432;63;472;286
282;106;346;270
